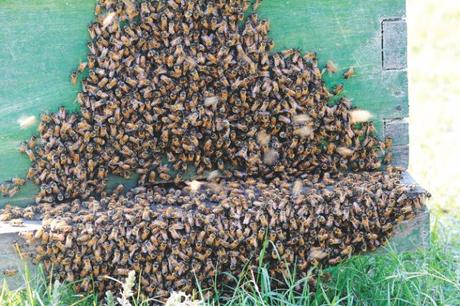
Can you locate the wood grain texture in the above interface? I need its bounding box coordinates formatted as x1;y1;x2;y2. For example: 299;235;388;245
373;208;430;254
392;145;409;169
0;0;409;205
384;118;409;147
382;19;408;70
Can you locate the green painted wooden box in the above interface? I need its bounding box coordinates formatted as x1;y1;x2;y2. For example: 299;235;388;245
0;0;411;206
0;0;429;286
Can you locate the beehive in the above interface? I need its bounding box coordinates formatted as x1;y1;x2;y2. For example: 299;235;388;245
0;0;429;291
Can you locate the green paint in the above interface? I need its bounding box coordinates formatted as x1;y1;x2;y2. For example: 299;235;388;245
0;0;95;206
0;0;407;206
258;0;407;120
0;0;94;182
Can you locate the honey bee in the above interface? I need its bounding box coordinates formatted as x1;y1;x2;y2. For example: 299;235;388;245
293;126;313;138
343;67;355;79
252;0;262;11
349;109;373;123
78;61;87;73
70;71;78;85
124;0;138;20
2;267;18;277
19;231;35;244
8;187;20;198
326;60;337;74
25;149;35;161
334;84;344;95
9;218;24;227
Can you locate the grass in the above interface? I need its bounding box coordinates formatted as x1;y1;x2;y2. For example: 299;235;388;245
207;224;460;306
1;222;459;306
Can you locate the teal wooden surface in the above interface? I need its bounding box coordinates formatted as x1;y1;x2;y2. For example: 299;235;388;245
259;0;407;119
0;0;95;205
0;0;94;178
0;0;407;206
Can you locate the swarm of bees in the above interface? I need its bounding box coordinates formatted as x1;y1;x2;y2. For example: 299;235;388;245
0;204;36;221
0;177;25;198
19;0;391;204
21;167;428;298
0;0;428;301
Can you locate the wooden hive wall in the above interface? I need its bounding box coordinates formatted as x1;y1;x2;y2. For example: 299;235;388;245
0;0;408;206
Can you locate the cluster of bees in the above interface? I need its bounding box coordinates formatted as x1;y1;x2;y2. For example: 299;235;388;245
0;0;427;301
0;204;35;222
0;177;25;198
19;168;427;299
20;0;389;204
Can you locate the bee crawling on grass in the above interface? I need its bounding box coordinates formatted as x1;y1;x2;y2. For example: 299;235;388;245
2;267;18;277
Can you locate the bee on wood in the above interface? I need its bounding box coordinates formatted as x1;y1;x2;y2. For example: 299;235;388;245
70;71;78;85
334;84;344;95
344;67;355;79
77;61;87;73
326;60;338;74
8;217;25;227
8;187;20;198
